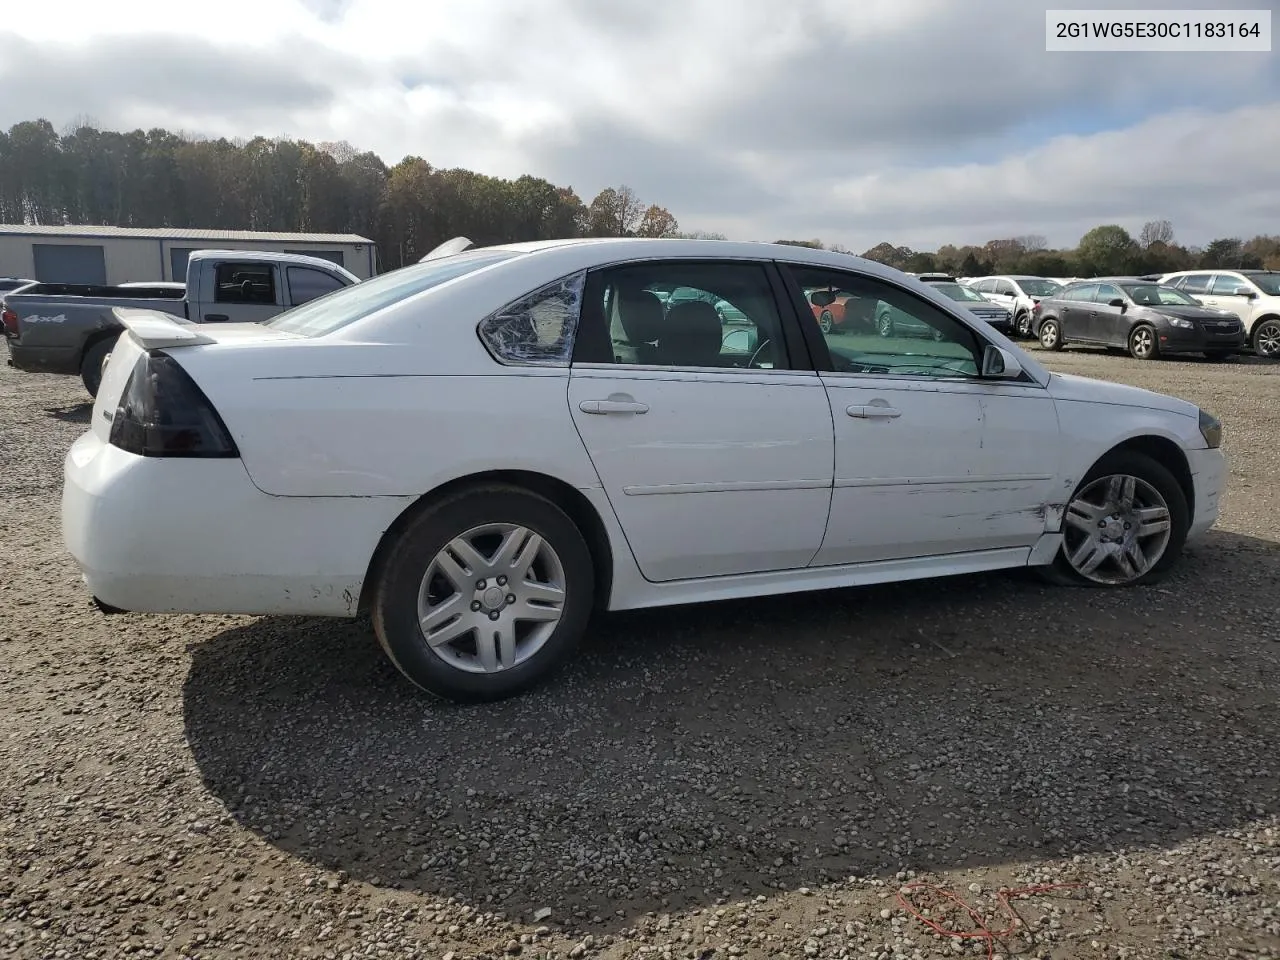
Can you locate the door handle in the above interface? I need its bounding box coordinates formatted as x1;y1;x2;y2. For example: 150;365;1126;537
579;398;650;415
204;313;229;322
847;404;901;419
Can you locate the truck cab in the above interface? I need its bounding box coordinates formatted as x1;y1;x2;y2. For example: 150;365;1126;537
184;250;359;323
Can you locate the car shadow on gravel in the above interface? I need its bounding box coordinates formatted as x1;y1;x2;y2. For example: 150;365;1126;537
43;400;92;424
183;529;1279;931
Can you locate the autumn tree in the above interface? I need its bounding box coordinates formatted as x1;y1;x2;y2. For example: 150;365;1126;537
586;185;645;236
636;204;679;238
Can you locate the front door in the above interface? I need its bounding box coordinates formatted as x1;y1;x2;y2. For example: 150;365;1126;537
779;263;1061;566
568;259;835;583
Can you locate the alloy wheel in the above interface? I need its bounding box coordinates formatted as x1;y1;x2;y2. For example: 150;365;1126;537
1129;326;1156;359
416;522;566;673
1255;319;1280;358
1061;474;1173;585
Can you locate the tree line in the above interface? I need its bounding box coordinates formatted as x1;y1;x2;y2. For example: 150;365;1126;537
4;119;1275;280
778;220;1280;278
0;119;684;270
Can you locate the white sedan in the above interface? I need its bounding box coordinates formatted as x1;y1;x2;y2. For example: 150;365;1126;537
63;238;1227;701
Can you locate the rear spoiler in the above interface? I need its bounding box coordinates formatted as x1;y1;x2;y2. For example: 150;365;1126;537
113;308;217;350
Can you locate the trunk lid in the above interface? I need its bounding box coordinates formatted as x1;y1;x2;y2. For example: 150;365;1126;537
90;309;300;442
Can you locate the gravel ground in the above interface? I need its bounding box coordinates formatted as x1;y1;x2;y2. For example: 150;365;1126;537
1;347;1278;960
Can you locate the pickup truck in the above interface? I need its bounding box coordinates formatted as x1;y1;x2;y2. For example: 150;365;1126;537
2;249;359;395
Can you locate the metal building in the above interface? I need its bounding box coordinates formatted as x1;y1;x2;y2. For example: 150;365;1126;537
0;224;379;284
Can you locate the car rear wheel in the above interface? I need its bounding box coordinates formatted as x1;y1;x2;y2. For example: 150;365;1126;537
1037;318;1062;350
80;334;118;398
1253;318;1280;359
1040;451;1189;588
1127;324;1158;360
372;485;595;702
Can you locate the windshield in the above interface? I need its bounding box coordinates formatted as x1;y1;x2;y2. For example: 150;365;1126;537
933;282;987;302
1249;273;1280;295
1121;283;1200;306
267;250;520;337
1018;278;1062;297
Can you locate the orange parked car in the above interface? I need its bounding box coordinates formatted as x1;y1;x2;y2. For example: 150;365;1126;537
805;286;872;334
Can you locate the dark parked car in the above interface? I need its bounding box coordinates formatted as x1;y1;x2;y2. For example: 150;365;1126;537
1032;279;1247;360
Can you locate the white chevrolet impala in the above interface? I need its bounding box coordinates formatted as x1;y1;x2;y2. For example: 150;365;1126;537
62;238;1227;701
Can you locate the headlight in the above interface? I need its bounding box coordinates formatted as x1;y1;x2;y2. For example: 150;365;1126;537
1167;317;1194;329
1198;408;1222;449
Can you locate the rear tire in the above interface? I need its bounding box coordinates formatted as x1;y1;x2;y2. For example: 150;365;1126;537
80;335;118;398
1037;318;1063;350
371;484;595;702
1038;450;1189;588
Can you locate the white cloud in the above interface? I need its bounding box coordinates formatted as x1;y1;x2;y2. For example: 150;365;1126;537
1;0;1276;250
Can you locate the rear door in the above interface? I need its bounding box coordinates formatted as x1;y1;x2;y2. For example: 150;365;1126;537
1089;283;1127;345
1059;283;1098;339
191;260;283;323
567;258;835;582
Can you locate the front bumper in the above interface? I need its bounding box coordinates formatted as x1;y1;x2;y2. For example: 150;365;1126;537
1185;445;1226;542
62;431;414;617
1157;323;1247;354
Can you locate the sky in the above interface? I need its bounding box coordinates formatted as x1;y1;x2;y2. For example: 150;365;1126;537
1;0;1277;252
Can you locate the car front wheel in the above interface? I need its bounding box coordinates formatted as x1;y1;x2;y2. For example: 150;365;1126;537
372;485;595;702
1015;312;1033;338
1253;318;1280;359
1041;451;1189;588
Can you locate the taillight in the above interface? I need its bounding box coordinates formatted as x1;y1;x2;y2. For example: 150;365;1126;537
109;351;239;458
1;306;18;337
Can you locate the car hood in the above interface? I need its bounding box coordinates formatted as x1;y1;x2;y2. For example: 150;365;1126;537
1153;304;1239;320
1046;372;1198;418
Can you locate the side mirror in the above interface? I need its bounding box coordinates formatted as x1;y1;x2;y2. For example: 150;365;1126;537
1107;298;1126;308
1231;287;1257;299
981;344;1025;380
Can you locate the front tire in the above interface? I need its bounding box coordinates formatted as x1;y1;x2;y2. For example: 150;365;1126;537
1253;317;1280;359
371;485;595;702
876;312;894;338
1015;311;1032;338
818;310;834;334
1040;450;1189;588
80;334;119;397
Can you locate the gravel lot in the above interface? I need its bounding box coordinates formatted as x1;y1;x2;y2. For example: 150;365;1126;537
2;348;1278;960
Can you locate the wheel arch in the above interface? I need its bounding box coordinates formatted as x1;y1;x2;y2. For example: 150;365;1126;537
357;469;615;616
79;325;122;368
1250;312;1280;340
1084;433;1194;515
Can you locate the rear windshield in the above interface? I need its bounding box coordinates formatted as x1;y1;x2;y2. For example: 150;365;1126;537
267;250;520;337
